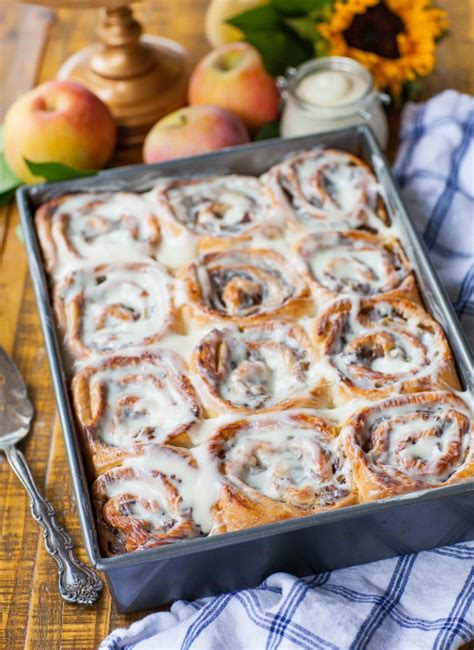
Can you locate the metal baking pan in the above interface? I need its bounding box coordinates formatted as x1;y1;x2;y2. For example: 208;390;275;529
17;126;474;613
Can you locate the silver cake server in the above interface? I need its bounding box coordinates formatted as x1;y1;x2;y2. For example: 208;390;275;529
0;346;102;605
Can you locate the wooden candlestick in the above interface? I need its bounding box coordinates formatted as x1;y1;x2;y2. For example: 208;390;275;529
56;5;189;149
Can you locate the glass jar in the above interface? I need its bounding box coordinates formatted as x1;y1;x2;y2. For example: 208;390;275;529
279;57;389;149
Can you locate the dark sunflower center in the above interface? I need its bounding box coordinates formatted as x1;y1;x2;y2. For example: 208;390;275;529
343;1;405;59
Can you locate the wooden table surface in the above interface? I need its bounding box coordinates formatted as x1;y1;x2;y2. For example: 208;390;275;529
0;1;472;647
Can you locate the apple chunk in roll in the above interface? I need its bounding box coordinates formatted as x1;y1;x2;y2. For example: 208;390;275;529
313;295;460;404
54;262;178;360
92;445;207;555
181;248;311;326
193;321;320;416
72;351;202;474
210;411;356;534
342;391;473;501
35;192;161;275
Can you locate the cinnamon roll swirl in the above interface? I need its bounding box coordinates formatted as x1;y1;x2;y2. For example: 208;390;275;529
93;445;203;554
263;149;388;232
36;192;161;275
296;231;418;304
54;262;177;360
193;321;319;415
313;296;459;404
210;411;355;534
72;351;202;474
181;249;311;326
342;391;473;501
153;175;279;249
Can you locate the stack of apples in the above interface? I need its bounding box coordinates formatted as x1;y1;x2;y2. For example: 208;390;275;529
144;42;280;163
3;42;279;182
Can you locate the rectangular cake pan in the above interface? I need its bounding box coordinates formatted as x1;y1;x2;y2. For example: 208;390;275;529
17;126;474;613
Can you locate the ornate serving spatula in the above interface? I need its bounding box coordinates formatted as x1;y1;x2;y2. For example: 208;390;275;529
0;347;102;605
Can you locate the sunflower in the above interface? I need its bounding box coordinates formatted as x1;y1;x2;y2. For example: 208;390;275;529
318;0;449;96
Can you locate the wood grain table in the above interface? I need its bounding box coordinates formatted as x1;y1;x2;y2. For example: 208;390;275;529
0;1;472;647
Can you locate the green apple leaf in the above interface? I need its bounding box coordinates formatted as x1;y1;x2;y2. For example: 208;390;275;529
312;31;331;56
0;126;22;206
243;30;312;76
270;0;333;16
227;5;282;31
254;120;281;141
284;16;318;41
24;159;98;182
0;187;19;207
0;157;21;197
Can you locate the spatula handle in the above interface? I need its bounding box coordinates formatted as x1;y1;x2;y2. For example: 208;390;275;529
5;445;103;605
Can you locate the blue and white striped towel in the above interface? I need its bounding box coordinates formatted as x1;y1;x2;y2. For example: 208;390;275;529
394;89;474;348
100;90;474;650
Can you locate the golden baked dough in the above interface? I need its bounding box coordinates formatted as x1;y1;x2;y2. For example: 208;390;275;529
295;230;419;306
192;321;320;416
33;146;471;556
181;248;312;327
342;391;473;501
72;350;202;474
209;411;356;534
54;262;179;360
36;192;161;274
313;294;460;404
93;445;203;554
153;174;281;251
262;148;389;233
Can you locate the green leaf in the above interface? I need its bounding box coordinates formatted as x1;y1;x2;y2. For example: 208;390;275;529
0;126;22;205
0;156;21;194
284;16;318;41
254;120;281;141
243;30;312;76
227;5;281;32
312;31;331;56
0;187;18;207
270;0;332;16
24;159;98;182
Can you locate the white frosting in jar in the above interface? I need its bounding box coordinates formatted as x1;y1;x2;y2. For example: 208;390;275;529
296;70;368;107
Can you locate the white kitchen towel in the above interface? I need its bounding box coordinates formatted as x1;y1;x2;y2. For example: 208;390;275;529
100;90;474;650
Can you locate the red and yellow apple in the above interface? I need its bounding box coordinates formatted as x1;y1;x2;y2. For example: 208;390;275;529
3;80;116;183
188;43;280;131
143;105;249;164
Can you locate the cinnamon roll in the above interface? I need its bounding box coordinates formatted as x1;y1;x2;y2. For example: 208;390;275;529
35;192;161;275
296;231;418;305
342;391;473;501
313;296;460;404
263;148;388;232
72;351;202;474
181;249;311;326
153;175;279;249
193;321;319;415
54;262;177;360
210;411;355;534
93;445;204;554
